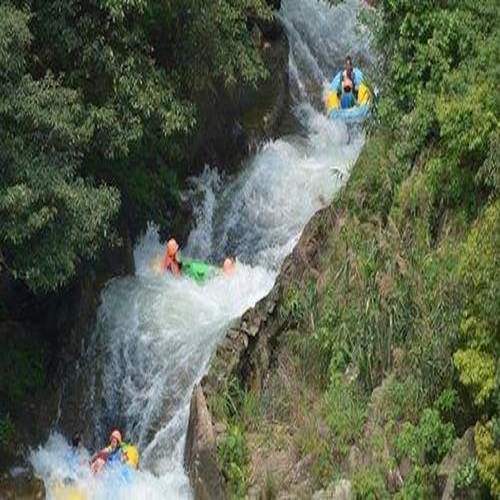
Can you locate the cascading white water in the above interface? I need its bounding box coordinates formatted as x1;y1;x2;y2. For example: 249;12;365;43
31;1;373;498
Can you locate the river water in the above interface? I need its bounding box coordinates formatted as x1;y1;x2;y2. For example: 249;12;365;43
31;0;373;497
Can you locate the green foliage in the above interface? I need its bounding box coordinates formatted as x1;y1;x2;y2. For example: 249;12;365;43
279;286;306;324
279;282;316;326
0;415;15;452
324;374;367;456
396;408;455;466
209;377;263;496
453;201;499;407
394;465;435;500
293;409;334;486
217;424;249;499
454;457;480;492
209;376;246;423
0;0;272;293
0;339;45;404
374;376;425;425
99;0;147;20
0;3;120;291
370;0;499;223
340;133;400;220
351;466;388;500
315;214;425;391
152;0;271;90
474;420;500;497
434;389;458;419
372;1;497;116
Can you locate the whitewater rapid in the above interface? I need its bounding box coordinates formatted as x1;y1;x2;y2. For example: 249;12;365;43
31;1;373;498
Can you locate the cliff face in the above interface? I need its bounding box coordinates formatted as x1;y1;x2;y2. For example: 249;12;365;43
186;16;289;178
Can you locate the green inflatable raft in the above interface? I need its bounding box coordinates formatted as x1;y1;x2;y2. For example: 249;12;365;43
182;259;218;284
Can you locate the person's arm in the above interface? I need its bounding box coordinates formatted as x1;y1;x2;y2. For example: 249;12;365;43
161;251;170;272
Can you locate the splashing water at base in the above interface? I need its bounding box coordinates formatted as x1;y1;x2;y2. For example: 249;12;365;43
31;0;373;498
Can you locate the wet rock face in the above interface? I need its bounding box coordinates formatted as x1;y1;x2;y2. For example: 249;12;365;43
184;386;226;500
187;17;289;176
0;222;135;469
0;321;60;471
438;427;480;500
0;473;45;500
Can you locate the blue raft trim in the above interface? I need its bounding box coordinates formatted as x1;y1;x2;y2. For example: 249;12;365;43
328;104;370;123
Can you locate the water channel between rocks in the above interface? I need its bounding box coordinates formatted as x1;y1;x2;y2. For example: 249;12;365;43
31;0;375;497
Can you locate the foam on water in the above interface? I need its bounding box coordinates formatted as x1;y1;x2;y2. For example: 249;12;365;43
31;1;373;497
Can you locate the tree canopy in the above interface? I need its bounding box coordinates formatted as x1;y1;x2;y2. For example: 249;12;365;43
0;0;272;292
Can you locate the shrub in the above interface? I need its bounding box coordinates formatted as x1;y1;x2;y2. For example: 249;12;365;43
474;420;500;497
324;374;367;457
352;466;388;500
454;201;499;407
0;341;45;403
217;424;249;498
396;408;455;466
279;282;316;327
374;376;425;425
454;457;480;493
0;415;15;452
395;465;435;500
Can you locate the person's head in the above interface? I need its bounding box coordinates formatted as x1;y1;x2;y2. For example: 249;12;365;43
71;432;82;448
109;429;122;449
166;239;179;258
343;78;353;93
345;55;353;71
222;257;236;276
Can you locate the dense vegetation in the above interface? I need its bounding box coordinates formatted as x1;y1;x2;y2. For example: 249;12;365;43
213;0;499;497
0;0;272;292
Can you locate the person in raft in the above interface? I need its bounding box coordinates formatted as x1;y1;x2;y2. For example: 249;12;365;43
161;238;182;275
159;238;236;280
330;55;364;102
340;78;356;109
90;429;124;474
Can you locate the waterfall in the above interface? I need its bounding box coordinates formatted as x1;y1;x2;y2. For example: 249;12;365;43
31;1;373;498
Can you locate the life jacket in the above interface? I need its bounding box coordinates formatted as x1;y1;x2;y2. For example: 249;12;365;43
106;446;123;464
121;442;140;469
341;92;356;109
161;252;181;275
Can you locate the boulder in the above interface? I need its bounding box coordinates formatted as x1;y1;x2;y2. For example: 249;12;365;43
0;473;45;500
185;385;226;500
313;479;352;500
438;427;479;500
348;445;365;474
